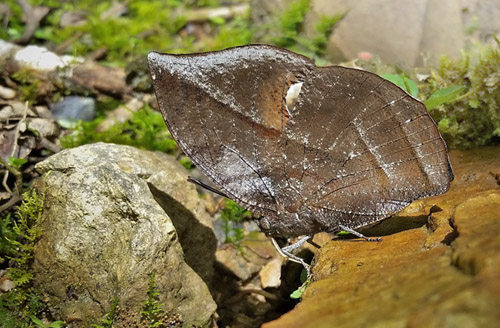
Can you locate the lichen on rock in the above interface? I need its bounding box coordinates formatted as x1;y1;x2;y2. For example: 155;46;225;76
33;142;217;327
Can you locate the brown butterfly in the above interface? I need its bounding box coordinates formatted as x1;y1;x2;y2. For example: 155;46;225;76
148;45;453;265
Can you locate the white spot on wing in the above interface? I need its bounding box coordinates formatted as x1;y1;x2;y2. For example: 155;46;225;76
285;81;303;115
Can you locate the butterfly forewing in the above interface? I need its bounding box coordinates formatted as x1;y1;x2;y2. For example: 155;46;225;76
148;46;314;217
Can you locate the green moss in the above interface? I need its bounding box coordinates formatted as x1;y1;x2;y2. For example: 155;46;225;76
220;199;252;245
207;12;252;50
5;189;44;283
0;0;24;40
60;105;177;153
422;41;500;149
0;188;65;327
273;0;310;48
140;273;166;328
309;14;343;57
70;1;187;65
178;156;195;170
255;0;342;62
2;0;190;67
11;69;42;103
192;0;222;7
368;42;499;149
91;297;119;328
29;316;65;328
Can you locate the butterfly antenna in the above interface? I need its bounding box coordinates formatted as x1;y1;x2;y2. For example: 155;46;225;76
187;176;229;198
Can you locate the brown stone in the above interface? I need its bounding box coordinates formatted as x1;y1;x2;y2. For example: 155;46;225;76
215;233;280;281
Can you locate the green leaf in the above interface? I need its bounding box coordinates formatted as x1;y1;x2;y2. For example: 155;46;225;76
290;277;310;299
438;118;451;130
290;288;304;299
8;157;28;169
209;16;226;25
7;27;22;39
381;73;404;88
405;79;419;98
30;315;45;327
493;127;500;137
468;98;480;108
300;268;308;283
381;74;419;97
48;321;66;328
424;85;465;110
34;26;55;41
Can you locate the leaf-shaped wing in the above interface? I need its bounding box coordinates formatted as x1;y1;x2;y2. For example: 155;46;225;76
148;45;314;217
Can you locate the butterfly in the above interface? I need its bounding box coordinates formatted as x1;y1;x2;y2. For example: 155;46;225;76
148;44;453;248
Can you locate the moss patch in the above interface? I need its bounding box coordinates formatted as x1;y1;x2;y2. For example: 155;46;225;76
422;40;500;149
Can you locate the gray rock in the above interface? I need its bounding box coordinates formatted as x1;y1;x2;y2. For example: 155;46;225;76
304;0;500;66
51;96;96;127
460;0;500;41
33;143;217;327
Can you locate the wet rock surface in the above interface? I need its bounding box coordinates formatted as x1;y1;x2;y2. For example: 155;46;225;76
264;146;500;328
33;143;217;327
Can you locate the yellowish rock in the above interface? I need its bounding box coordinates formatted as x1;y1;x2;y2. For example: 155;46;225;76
264;147;500;328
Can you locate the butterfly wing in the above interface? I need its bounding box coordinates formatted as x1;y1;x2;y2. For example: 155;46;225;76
281;66;453;232
148;45;315;218
149;45;453;238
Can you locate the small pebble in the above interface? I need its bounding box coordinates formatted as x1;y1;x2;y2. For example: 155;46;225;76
0;277;15;292
51;96;96;128
0;85;16;99
357;51;373;61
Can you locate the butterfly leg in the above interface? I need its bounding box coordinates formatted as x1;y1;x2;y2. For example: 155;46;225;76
271;236;311;276
338;224;381;242
282;235;312;253
307;239;321;249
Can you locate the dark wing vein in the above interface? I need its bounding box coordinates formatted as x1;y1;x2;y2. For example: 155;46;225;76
316;148;448;202
214;130;278;208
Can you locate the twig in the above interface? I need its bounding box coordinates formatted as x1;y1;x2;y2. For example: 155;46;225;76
0;3;11;30
235;288;279;301
100;0;129;20
14;0;49;44
183;4;249;23
11;101;28;157
86;47;108;61
0;158;23;196
1;101;28;196
0;194;22;213
54;31;84;54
